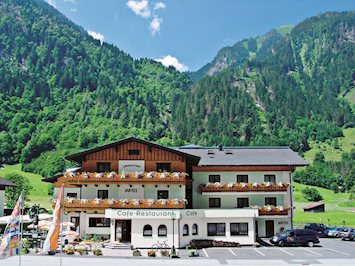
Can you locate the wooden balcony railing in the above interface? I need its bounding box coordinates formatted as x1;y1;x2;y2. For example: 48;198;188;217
63;171;188;185
52;198;188;211
258;206;290;216
200;182;289;193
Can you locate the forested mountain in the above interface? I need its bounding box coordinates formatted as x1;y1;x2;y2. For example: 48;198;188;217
178;12;354;149
0;0;190;176
0;0;354;177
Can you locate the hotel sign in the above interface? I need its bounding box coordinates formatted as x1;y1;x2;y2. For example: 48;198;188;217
105;209;181;219
119;160;145;172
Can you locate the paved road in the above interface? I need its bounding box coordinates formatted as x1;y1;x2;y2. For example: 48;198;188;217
3;238;355;265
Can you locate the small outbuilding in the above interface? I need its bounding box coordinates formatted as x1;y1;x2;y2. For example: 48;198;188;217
0;177;16;216
303;202;325;213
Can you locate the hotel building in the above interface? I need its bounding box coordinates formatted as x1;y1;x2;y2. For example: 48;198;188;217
43;137;307;248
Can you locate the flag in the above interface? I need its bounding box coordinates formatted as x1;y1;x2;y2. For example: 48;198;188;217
42;186;63;254
0;192;23;259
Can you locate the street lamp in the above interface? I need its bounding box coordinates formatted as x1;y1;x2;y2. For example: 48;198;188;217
170;212;177;257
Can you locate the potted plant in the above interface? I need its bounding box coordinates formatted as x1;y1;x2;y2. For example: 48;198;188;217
64;247;75;255
132;249;141;256
76;248;85;255
160;250;169;257
188;249;199;257
147;250;156;257
170;246;179;258
92;248;102;256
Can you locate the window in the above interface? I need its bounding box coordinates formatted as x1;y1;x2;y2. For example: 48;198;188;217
192;224;198;235
66;193;77;198
156;163;171;172
207;223;225;236
236;175;248;183
209;198;221;208
157;190;169;199
237;198;249;208
88;218;110;227
208;175;221;183
128;149;140;155
230;223;249;236
183;224;189;236
143;225;153;236
97;162;111;172
264;175;276;183
265;197;277;206
97;190;108;199
158;225;167;236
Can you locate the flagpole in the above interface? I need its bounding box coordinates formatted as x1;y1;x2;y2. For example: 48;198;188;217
18;191;24;266
59;184;64;266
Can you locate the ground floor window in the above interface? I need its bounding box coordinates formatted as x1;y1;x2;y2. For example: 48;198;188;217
88;218;110;227
192;224;198;235
183;224;189;236
157;190;169;199
230;223;249;236
143;224;153;236
207;223;225;236
158;225;167;236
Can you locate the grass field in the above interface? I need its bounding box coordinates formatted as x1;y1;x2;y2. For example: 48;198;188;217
304;128;355;163
293;182;355;227
0;164;51;209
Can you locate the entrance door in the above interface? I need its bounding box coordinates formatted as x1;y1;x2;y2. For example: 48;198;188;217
265;220;274;237
115;220;131;242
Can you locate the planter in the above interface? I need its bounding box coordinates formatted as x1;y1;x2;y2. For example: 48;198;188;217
147;250;156;257
188;249;199;257
132;249;141;256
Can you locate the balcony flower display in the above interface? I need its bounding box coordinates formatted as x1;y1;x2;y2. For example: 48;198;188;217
67;197;75;204
158;199;167;205
120;172;128;179
83;172;89;179
108;199;115;205
200;182;289;193
172;199;180;205
160;172;167;179
119;199;129;205
258;205;290;215
173;172;180;179
134;172;143;178
108;172;116;178
80;199;88;204
132;199;140;206
96;173;104;178
94;198;102;204
147;199;154;206
147;171;155;178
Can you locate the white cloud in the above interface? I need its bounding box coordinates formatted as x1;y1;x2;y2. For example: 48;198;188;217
88;30;105;44
127;0;151;19
46;0;57;8
69;8;77;12
64;0;76;3
149;16;162;36
154;1;166;10
156;55;189;72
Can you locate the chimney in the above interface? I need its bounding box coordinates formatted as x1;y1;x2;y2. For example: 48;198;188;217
218;145;223;151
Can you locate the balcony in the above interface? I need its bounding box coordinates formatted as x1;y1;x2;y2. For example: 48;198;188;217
200;182;289;194
52;198;188;212
257;205;290;216
63;171;188;185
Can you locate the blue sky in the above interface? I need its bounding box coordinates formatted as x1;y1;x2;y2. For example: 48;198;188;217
47;0;354;71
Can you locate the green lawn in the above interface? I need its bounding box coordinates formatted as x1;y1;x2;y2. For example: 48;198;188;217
304;128;355;163
0;164;51;209
293;182;355;227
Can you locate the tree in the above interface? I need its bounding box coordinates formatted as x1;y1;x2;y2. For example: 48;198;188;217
350;185;355;201
4;173;33;208
302;187;323;202
314;152;325;164
329;182;339;193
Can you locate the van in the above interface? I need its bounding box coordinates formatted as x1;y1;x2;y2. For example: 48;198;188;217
270;229;320;247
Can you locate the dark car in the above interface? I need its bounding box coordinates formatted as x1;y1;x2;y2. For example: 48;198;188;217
270;229;320;247
304;223;328;233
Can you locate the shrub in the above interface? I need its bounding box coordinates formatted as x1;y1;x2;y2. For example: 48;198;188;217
147;250;156;257
302;187;323;201
350;186;355;200
132;249;141;256
92;248;102;256
330;182;339;193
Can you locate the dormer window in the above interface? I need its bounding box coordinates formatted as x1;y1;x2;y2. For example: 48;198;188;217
128;149;140;155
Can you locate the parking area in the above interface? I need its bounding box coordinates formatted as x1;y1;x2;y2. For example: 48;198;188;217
195;238;355;263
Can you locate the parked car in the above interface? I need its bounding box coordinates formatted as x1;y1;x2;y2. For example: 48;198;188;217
270;229;320;247
304;223;328;233
324;227;345;237
339;228;355;241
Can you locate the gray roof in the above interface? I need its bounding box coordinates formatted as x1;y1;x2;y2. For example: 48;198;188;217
175;146;308;166
0;177;16;189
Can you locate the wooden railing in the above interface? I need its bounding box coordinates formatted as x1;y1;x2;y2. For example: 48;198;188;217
63;171;187;185
52;198;187;211
258;206;290;216
200;182;289;193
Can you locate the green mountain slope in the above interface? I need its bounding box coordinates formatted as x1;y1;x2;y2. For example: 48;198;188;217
0;0;190;176
175;12;354;150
